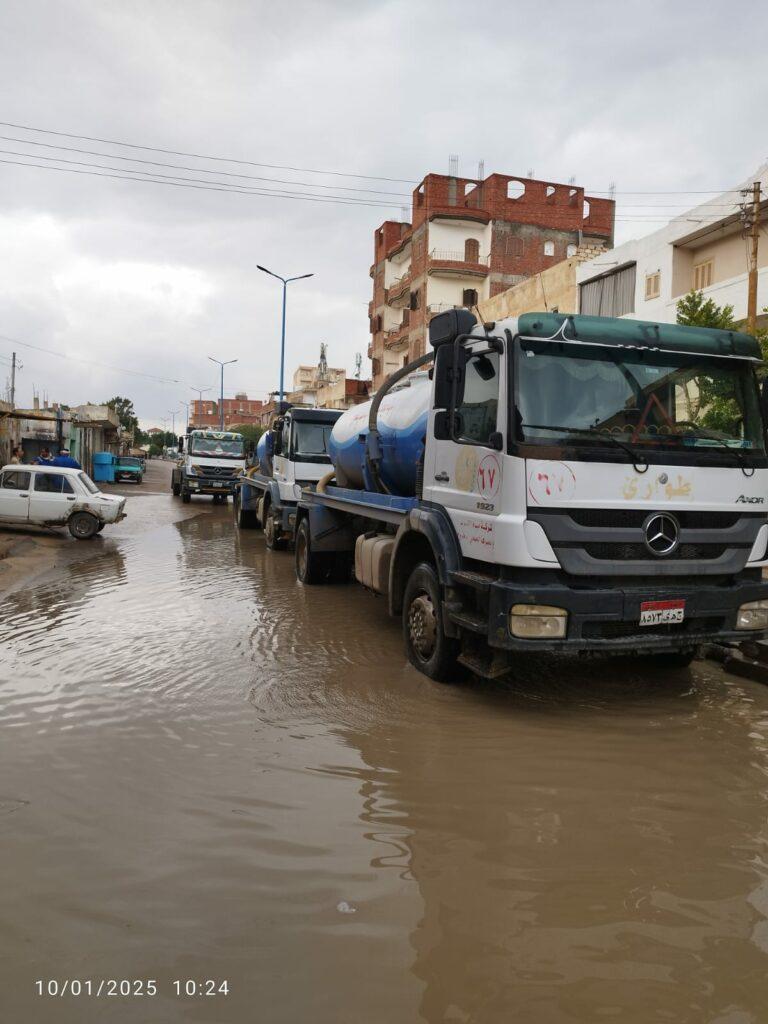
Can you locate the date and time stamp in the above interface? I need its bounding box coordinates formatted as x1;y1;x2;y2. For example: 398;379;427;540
35;978;229;999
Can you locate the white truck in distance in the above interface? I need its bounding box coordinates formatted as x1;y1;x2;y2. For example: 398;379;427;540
172;429;246;504
292;310;768;682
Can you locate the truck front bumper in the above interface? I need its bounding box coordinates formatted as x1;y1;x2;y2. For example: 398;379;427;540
474;574;768;653
186;477;236;495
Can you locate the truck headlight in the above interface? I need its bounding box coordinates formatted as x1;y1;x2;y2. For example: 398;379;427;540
736;600;768;630
510;604;568;639
293;483;303;499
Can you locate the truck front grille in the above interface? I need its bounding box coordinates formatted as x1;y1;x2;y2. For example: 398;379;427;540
582;615;725;640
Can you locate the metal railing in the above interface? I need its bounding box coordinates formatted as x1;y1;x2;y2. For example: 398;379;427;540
428;249;489;264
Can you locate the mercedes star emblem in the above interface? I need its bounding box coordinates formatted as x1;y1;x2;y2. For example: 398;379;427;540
643;512;680;557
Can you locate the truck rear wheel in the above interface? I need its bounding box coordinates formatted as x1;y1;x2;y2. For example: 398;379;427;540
172;476;180;496
233;491;258;529
402;562;460;682
264;501;287;551
295;518;331;584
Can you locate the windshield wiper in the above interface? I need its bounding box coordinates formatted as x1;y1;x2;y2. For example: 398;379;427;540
521;423;649;473
678;427;755;476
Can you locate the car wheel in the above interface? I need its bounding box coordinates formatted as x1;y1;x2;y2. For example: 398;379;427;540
68;511;100;540
402;562;460;682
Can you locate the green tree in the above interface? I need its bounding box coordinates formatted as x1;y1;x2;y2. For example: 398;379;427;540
229;423;264;445
105;396;139;433
675;291;759;434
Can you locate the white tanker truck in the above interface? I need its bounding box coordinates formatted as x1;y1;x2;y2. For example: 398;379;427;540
293;309;768;682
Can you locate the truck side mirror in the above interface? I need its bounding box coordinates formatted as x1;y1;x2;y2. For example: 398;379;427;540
433;341;467;409
761;379;768;429
178;437;184;452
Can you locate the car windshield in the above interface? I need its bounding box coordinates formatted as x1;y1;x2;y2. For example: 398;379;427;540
515;339;766;458
291;421;334;462
120;457;141;466
78;472;100;494
189;437;244;457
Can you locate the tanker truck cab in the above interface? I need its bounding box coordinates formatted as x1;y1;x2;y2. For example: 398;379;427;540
233;407;342;548
295;309;768;683
172;429;246;504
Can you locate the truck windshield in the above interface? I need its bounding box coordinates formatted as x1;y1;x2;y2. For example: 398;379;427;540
515;339;766;461
291;421;333;463
189;438;244;458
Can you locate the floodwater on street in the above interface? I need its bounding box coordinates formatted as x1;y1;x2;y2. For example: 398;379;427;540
2;466;768;1023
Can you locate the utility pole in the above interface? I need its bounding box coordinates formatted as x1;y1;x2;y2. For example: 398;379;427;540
741;181;762;335
10;351;16;408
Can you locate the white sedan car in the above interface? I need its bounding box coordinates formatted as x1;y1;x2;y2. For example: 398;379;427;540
0;465;127;540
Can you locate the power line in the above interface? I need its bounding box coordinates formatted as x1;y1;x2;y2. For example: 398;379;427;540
0;119;420;184
0;154;741;222
0;119;750;196
0;134;413;198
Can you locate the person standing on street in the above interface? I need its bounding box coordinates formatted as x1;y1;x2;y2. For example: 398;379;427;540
34;447;55;465
9;446;23;464
51;448;82;470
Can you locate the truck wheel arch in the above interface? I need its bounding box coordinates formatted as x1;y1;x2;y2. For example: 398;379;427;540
389;508;461;617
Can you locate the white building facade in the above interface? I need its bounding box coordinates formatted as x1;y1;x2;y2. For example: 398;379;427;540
576;163;768;327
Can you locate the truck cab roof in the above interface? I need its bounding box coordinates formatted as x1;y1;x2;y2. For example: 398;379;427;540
288;408;343;424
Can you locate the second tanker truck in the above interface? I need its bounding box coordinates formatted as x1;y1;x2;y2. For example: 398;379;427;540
293;309;768;682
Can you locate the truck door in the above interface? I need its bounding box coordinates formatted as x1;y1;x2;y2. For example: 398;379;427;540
0;469;32;522
422;341;505;559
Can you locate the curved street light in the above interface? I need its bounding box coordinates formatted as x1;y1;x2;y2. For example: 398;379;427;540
257;265;314;403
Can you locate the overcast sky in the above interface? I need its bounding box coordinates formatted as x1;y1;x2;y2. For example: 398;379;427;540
0;0;766;427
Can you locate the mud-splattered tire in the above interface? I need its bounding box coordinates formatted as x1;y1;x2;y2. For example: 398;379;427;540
172;478;181;496
402;562;460;682
68;511;99;540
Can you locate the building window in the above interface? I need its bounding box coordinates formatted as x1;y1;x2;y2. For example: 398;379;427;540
693;259;713;291
566;243;577;258
464;238;480;263
645;271;661;300
543;241;555;257
579;263;637;317
462;288;478;307
409;289;420;311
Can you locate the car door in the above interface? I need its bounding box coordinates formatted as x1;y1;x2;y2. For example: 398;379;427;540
0;469;32;522
28;471;77;524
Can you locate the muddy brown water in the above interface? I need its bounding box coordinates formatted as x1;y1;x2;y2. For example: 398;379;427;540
2;489;768;1023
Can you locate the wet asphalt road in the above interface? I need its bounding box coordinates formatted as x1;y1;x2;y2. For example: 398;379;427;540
2;459;768;1023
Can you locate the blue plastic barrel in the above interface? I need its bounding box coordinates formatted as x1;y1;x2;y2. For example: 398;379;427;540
92;452;116;482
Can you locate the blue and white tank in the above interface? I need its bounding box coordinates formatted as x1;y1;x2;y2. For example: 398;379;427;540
328;372;430;495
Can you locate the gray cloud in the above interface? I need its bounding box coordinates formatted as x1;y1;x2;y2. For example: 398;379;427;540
0;0;766;423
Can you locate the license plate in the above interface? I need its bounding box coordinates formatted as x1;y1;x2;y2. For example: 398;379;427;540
213;481;223;487
639;600;685;626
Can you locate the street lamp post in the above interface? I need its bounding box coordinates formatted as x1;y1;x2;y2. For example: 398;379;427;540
179;401;190;434
168;409;180;446
257;265;313;403
190;386;211;428
208;357;238;431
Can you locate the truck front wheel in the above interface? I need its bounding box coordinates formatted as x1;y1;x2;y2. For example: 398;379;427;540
402;562;460;682
181;489;191;504
172;475;180;497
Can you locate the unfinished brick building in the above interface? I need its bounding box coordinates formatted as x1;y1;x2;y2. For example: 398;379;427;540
368;172;614;389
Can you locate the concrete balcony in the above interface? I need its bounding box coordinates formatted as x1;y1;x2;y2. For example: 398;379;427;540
427;249;490;278
385;270;412;305
383;319;411;351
